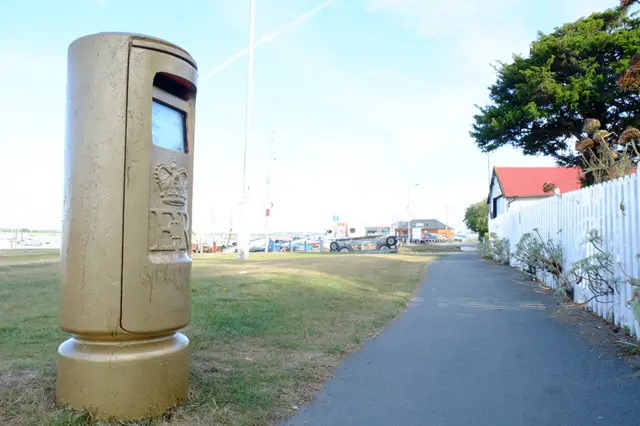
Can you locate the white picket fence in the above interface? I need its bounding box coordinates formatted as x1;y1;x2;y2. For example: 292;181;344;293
489;169;640;338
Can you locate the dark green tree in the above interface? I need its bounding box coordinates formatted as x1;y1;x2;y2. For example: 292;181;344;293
463;201;488;236
471;7;640;168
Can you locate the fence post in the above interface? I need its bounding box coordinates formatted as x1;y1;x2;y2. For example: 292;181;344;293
553;187;564;276
508;208;515;267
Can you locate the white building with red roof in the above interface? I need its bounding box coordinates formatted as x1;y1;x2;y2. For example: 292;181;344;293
487;166;583;219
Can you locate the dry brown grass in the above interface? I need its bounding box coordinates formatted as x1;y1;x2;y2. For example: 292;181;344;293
0;249;59;267
0;251;436;425
400;244;463;254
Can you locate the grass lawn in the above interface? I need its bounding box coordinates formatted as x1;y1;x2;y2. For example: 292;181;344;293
399;244;462;254
0;250;437;425
0;249;60;266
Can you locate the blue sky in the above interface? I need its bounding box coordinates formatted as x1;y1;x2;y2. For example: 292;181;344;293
0;0;619;233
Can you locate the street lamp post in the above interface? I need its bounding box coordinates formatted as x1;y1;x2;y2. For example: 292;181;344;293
445;204;449;240
237;0;256;261
264;130;275;253
407;183;419;243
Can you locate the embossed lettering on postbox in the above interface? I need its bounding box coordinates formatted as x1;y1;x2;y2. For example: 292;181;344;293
150;159;190;251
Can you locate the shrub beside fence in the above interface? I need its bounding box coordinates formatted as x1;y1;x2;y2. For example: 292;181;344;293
489;170;640;338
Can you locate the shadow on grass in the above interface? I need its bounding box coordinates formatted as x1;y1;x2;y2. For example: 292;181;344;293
0;252;436;425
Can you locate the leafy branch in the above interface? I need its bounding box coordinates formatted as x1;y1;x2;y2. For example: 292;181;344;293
512;228;640;322
479;233;509;265
569;230;620;304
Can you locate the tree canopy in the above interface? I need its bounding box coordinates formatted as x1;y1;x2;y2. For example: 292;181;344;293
471;7;640;166
463;201;488;236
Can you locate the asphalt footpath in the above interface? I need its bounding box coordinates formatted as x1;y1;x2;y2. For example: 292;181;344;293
281;252;640;426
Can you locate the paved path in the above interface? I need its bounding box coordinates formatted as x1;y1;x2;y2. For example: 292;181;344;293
282;253;640;426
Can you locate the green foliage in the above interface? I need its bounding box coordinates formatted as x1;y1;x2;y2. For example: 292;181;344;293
478;240;493;259
471;7;640;168
495;224;640;327
479;233;510;265
569;230;623;307
512;230;569;292
512;233;545;275
630;276;640;321
492;237;510;265
463;201;489;235
511;229;623;302
512;229;632;308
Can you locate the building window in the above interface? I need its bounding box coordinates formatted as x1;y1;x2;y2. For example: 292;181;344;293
491;198;498;219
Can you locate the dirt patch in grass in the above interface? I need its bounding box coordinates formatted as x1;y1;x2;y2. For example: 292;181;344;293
0;370;40;389
0;251;436;425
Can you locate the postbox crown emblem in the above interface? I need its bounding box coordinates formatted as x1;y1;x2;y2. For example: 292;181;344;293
154;159;188;207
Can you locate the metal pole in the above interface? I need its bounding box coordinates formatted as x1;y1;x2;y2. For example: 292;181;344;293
238;0;256;261
407;184;411;244
210;205;215;251
407;183;419;243
445;204;449;240
265;130;274;253
210;205;215;233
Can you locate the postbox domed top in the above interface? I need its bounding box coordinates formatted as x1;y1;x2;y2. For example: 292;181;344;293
70;32;197;70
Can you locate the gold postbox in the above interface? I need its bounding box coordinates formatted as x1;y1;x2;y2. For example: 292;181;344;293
57;32;197;420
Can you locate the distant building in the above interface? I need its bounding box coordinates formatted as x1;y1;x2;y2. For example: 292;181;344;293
487;166;582;219
363;226;393;236
395;219;454;239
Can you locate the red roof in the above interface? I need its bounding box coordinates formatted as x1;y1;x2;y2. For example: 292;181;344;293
494;167;583;197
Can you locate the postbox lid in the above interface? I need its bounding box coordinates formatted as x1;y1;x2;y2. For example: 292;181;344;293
70;32;198;70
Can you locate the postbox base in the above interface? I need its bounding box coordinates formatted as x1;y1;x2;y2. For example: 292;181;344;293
56;332;189;421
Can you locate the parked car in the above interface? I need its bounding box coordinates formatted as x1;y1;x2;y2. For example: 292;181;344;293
291;242;315;252
221;242;238;253
415;234;436;244
414;233;447;244
192;240;218;253
252;239;282;252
